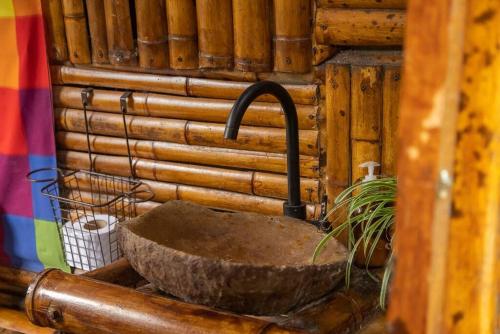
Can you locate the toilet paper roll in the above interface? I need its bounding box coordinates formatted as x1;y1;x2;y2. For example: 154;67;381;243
62;214;119;271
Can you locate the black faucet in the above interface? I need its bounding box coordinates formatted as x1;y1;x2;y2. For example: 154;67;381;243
224;81;307;220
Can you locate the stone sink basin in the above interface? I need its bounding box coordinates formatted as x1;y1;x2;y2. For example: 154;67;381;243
117;201;347;315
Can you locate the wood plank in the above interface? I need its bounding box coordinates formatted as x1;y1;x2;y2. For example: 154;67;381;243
386;0;467;332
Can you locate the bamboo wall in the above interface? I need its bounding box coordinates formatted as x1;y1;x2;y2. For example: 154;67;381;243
40;1;406;219
325;50;402;202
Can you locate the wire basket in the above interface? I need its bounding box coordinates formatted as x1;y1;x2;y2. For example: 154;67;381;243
28;88;152;271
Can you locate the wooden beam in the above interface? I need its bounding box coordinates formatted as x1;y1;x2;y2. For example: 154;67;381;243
441;1;500;333
386;0;467;333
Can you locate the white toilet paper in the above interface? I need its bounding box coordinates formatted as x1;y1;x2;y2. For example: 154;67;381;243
62;214;119;271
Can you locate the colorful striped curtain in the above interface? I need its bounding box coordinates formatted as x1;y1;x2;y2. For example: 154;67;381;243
0;0;68;272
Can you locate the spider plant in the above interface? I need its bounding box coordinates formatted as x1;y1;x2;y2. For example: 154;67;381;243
312;176;397;308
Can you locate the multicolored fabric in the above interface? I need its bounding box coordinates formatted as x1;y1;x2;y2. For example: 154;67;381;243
0;0;68;271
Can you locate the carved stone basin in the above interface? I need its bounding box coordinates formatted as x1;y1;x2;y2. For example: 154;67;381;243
118;201;347;315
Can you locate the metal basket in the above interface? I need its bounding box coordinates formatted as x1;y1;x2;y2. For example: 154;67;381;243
28;88;152;271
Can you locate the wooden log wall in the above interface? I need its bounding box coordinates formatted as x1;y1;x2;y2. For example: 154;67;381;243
325;50;402;202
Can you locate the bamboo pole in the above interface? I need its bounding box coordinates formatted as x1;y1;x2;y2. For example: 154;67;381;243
56;131;320;177
0;307;54;334
350;66;382;141
273;0;311;73
55;108;320;156
41;0;69;63
315;8;405;46
104;0;137;65
325;64;350;205
85;0;108;64
166;0;198;69
58;150;319;202
0;266;36;290
52;86;319;130
25;269;304;334
232;0;272;72
196;0;234;69
316;0;407;8
135;0;169;69
52;66;187;95
50;66;320;105
381;66;400;176
386;0;467;330
73;184;319;220
440;0;500;332
61;0;91;64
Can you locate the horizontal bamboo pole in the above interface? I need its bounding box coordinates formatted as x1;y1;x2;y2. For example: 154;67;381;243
25;269;304;334
52;86;319;130
315;8;405;46
317;0;407;8
61;0;91;64
166;0;198;69
58;150;319;202
50;66;320;105
86;0;109;64
0;266;36;290
56;132;319;178
0;307;54;334
135;0;169;69
55;108;319;156
196;0;234;69
74;185;320;220
41;0;68;63
0;292;24;309
273;0;312;73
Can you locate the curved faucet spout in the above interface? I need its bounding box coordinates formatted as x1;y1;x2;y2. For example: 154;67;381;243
224;81;306;220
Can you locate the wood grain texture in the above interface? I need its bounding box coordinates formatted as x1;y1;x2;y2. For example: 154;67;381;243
103;0;137;65
0;308;54;334
61;0;91;64
351;66;382;141
85;0;108;64
325;64;350;204
381;66;400;176
52;86;319;130
315;8;405;46
273;0;312;73
196;0;234;69
166;0;198;69
316;0;407;9
386;0;467;332
55;131;320;177
135;0;169;69
41;0;68;63
233;0;272;72
441;1;500;333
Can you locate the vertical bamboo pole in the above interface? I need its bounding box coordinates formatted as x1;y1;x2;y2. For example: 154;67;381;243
325;64;351;204
196;0;233;69
104;0;137;66
166;0;198;69
86;0;109;64
61;0;91;64
41;0;69;63
135;0;169;69
232;0;272;72
381;66;400;176
273;0;311;73
386;0;467;331
441;0;500;333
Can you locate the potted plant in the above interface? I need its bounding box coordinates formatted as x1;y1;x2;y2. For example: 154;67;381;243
313;176;396;307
